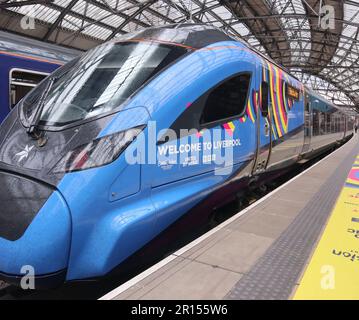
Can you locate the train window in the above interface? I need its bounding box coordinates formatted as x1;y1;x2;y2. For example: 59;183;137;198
200;73;251;125
326;113;331;134
261;81;269;117
312;109;320;136
335;115;340;133
333;116;337;133
10;70;48;109
341;115;345;132
22;42;188;127
305;102;310;113
320;112;326;135
332;115;337;133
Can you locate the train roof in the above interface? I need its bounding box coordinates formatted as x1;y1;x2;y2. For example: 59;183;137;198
2;24;348;115
115;23;299;80
138;24;349;114
0;30;81;64
305;86;355;115
113;23;235;49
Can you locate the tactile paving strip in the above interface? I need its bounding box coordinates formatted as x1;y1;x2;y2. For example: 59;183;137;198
226;142;359;300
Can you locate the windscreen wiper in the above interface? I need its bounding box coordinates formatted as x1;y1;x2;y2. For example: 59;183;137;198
26;53;109;137
26;76;57;137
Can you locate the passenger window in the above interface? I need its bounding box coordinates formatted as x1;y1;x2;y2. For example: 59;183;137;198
332;115;336;133
305;102;310;113
326;113;331;134
261;81;269;117
313;109;320;136
335;115;340;133
320;112;326;135
200;74;251;125
10;70;48;108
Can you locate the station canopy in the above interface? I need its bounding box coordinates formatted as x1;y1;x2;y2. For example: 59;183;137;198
0;0;358;113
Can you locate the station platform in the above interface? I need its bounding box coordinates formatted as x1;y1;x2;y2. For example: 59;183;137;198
100;135;359;300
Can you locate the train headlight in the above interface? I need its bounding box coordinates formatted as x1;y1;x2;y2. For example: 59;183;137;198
51;125;145;173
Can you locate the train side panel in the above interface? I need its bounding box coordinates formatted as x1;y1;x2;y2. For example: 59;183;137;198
260;61;305;171
61;42;260;279
345;114;355;138
306;91;347;155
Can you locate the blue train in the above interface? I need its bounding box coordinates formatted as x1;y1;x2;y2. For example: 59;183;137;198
0;30;79;123
0;24;354;288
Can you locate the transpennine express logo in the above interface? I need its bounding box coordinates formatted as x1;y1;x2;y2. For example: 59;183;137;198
15;145;34;163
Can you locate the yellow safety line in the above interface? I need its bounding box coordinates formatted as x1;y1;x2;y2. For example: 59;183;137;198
293;154;359;300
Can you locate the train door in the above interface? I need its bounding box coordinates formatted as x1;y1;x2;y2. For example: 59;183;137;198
302;92;312;153
252;64;271;174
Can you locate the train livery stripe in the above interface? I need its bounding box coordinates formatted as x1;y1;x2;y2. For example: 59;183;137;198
0;50;64;65
272;125;278;140
283;73;291;111
259;81;263;111
254;90;259;113
268;102;278;140
239;115;247;123
275;68;288;133
246;91;256;123
267;62;283;138
223;121;236;136
293;155;359;300
196;129;205;138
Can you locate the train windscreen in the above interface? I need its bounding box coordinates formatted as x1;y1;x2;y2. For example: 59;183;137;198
21;41;188;128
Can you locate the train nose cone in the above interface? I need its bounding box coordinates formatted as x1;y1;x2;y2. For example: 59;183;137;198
0;172;71;288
